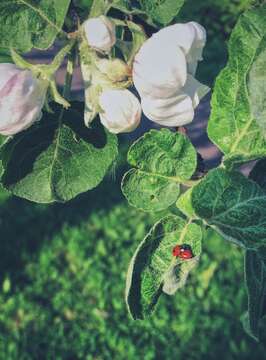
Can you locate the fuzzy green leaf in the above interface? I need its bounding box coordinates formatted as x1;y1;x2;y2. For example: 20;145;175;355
242;250;266;341
122;129;197;212
0;103;118;203
0;0;71;53
0;48;12;63
139;0;185;26
111;1;145;14
208;5;266;168
176;187;196;218
125;215;202;320
191;168;266;249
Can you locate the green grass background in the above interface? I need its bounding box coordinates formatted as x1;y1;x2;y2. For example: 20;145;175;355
0;164;266;359
1;0;266;359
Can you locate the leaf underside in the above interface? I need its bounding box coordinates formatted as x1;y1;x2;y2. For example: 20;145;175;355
125;215;202;320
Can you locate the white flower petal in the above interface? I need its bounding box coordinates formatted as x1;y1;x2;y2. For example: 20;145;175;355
141;94;194;127
183;74;210;107
99;89;141;134
133;41;187;98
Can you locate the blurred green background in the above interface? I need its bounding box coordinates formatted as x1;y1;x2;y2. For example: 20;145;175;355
1;0;266;359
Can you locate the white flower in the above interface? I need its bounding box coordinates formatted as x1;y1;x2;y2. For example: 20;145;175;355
133;43;187;99
152;22;206;76
141;75;209;126
99;89;141;134
84;16;116;53
0;63;47;136
132;21;208;127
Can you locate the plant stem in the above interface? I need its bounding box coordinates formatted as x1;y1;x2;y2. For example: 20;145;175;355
48;40;76;76
63;46;76;100
57;47;76;124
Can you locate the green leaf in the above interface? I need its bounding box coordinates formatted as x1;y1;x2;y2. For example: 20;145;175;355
191;168;266;249
0;48;12;63
73;0;93;10
0;0;71;52
111;1;145;14
0;103;118;203
125;21;147;64
89;0;110;17
242;249;266;341
122;129;197;212
176;187;196;218
139;0;185;26
207;5;266;168
125;215;202;319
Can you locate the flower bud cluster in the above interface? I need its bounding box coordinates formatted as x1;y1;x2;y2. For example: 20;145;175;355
83;19;208;134
82;16;142;134
0;17;208;137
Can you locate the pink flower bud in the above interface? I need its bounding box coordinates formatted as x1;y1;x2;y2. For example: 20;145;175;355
0;64;47;136
84;16;116;53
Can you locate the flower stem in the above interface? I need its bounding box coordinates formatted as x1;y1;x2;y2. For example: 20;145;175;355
63;46;76;100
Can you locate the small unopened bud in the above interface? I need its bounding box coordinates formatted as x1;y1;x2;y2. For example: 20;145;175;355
96;58;131;83
84;16;116;53
0;63;47;136
99;89;141;134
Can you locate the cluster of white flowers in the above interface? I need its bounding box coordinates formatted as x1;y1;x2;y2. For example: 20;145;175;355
0;16;207;136
83;17;208;134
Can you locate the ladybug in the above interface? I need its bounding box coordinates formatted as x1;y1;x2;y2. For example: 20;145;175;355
172;245;182;257
172;244;193;260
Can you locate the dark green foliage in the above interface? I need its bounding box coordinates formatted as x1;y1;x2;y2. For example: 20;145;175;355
0;103;118;203
0;181;266;359
243;250;266;341
207;4;266;167
191;169;266;249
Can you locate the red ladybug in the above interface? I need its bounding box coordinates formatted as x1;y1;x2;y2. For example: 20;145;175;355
172;244;193;259
172;245;182;257
180;249;193;259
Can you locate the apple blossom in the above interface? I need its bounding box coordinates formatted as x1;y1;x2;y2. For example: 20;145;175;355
99;89;141;134
0;63;48;136
141;75;209;126
133;44;187;99
84;16;116;53
151;22;206;76
132;21;208;127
